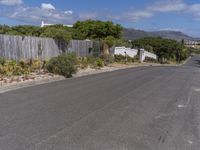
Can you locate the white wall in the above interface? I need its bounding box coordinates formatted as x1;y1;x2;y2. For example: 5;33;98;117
115;47;157;62
140;49;157;62
114;47;138;58
144;51;157;60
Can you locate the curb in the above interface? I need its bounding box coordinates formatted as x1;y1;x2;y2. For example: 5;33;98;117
0;62;182;93
182;56;191;65
0;76;65;94
73;63;173;78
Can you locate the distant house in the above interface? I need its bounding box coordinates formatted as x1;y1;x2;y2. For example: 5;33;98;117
184;40;200;48
41;21;73;28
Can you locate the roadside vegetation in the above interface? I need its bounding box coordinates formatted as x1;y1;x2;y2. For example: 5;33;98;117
0;24;72;42
0;20;192;79
0;20;123;42
132;37;188;63
0;54;114;79
0;57;44;77
46;53;77;78
0;57;49;85
114;54;138;63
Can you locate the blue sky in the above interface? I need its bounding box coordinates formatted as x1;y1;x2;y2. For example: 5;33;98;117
0;0;200;37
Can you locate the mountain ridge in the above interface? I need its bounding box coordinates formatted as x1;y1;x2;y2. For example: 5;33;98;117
123;28;200;41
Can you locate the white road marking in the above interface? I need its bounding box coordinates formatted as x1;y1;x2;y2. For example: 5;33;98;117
155;114;168;119
185;88;193;106
177;104;185;108
155;112;174;119
177;88;193;108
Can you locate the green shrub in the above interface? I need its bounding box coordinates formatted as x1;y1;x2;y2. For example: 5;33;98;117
100;54;114;66
0;57;6;65
114;54;126;62
86;56;96;65
31;59;42;71
127;56;136;62
95;58;104;68
6;61;19;76
42;60;48;70
46;53;77;78
0;60;24;76
0;65;6;76
114;54;138;63
19;60;26;69
144;57;158;63
77;57;89;69
86;56;105;69
0;58;47;77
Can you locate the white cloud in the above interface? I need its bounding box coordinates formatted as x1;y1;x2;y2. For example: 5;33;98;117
64;10;73;15
187;4;200;21
108;0;200;23
124;10;154;22
1;5;75;25
148;0;187;12
41;3;55;10
189;4;200;12
159;28;183;31
109;10;153;22
79;12;97;20
1;0;200;26
0;0;22;5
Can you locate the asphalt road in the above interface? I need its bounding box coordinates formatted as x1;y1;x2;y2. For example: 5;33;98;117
1;57;200;150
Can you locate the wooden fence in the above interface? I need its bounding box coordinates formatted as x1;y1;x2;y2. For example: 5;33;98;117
0;34;102;60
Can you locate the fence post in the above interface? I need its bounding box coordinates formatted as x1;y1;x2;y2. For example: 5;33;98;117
139;49;145;63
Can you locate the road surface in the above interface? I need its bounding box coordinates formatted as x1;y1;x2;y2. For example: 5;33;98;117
0;57;200;150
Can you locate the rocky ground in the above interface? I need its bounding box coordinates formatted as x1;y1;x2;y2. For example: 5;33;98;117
0;72;63;86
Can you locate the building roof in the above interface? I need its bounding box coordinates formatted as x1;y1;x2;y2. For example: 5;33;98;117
41;21;73;28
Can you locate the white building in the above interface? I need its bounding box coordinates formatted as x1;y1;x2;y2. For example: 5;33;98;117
114;47;157;62
41;21;73;28
114;47;138;58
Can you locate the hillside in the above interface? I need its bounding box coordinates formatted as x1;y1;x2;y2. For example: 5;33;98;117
123;28;197;41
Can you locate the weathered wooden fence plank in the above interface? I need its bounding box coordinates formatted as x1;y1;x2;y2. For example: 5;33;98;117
0;34;102;60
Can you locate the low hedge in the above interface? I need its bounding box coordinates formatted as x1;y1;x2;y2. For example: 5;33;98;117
46;53;78;78
144;57;158;63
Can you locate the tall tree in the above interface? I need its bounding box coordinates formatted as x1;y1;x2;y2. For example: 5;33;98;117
72;20;123;40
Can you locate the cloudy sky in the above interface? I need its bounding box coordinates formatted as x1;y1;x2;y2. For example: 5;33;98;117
0;0;200;37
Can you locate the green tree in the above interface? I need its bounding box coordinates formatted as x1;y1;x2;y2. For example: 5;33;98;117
72;20;123;40
0;25;11;34
0;24;73;42
115;39;132;47
104;36;116;48
40;25;72;42
132;37;188;63
7;25;42;36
